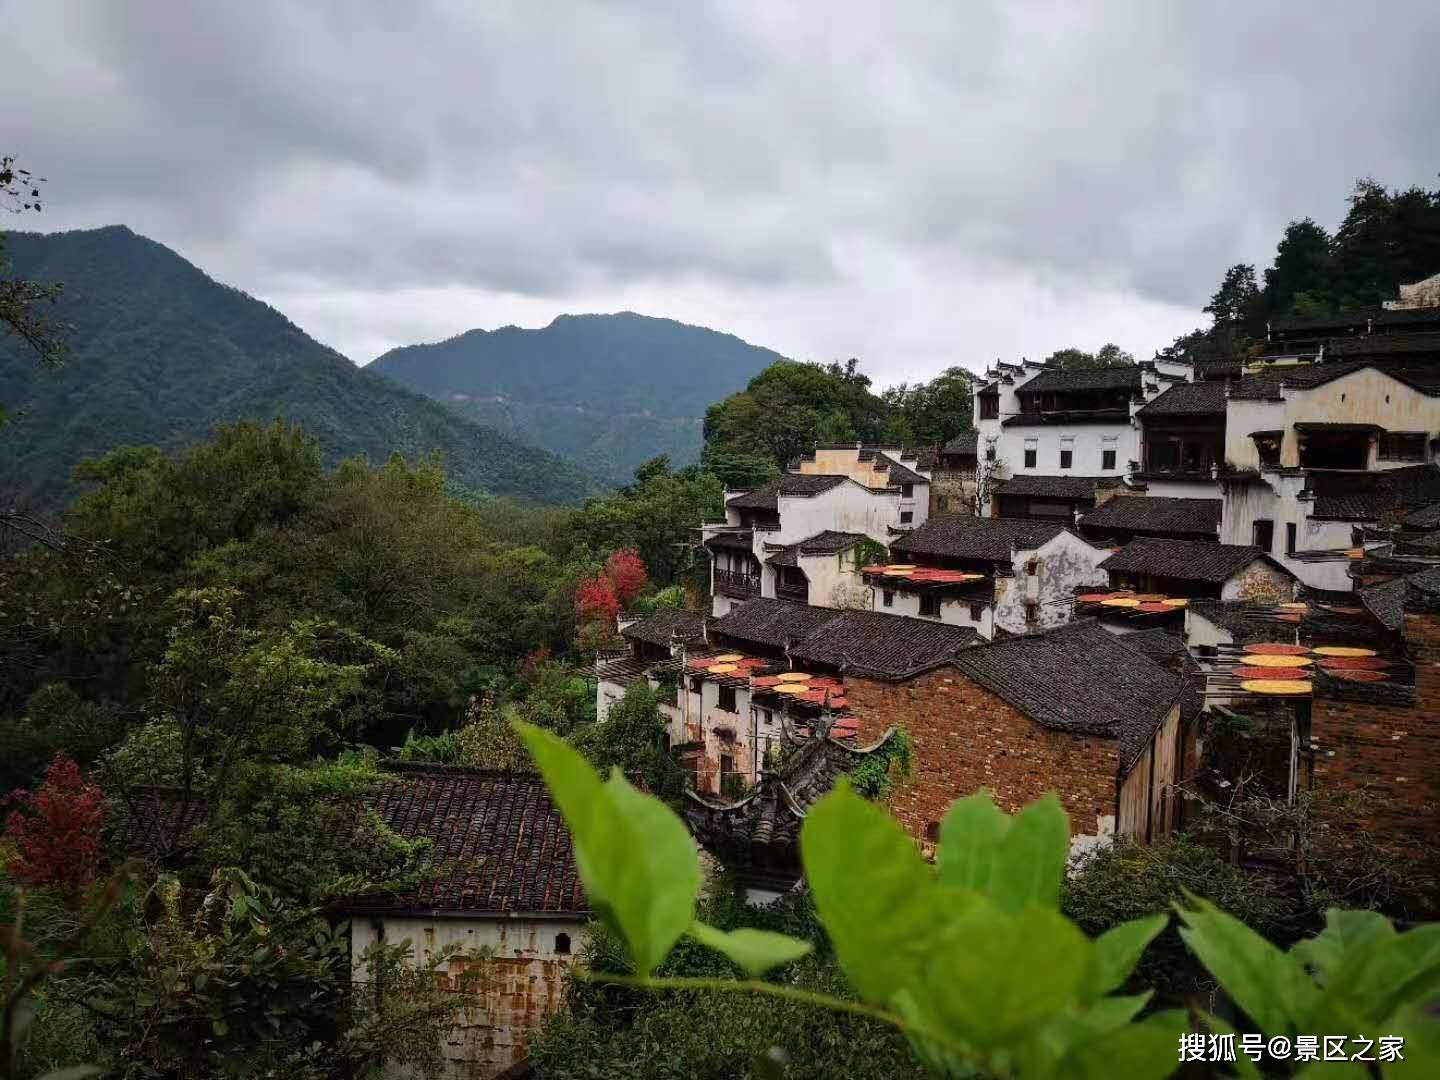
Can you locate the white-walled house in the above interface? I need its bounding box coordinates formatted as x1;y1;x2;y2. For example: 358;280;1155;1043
702;464;914;617
341;766;588;1080
1216;362;1440;591
879;515;1111;637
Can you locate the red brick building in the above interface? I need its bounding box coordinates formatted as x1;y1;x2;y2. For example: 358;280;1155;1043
844;622;1191;854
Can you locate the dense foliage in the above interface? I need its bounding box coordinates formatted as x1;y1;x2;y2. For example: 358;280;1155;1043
371;312;782;484
521;724;1440;1078
0;414;721;1077
0;225;600;513
702;359;974;484
1162;177;1440;362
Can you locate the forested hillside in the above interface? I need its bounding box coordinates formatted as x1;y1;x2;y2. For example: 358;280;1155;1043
369;312;782;483
0;226;601;511
1164;178;1440;362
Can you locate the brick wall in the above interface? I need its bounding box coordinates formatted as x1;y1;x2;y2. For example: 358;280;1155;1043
1308;612;1440;877
845;667;1121;844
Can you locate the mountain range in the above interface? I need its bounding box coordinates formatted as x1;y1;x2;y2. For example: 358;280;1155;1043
0;226;601;512
369;312;783;483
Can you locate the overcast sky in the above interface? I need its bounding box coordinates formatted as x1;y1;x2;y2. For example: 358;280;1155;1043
5;2;1438;386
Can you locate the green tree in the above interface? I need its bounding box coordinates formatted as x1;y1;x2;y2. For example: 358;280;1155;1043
571;684;685;801
1043;344;1136;371
1203;263;1265;342
1263;218;1334;317
703;360;889;475
879;367;975;447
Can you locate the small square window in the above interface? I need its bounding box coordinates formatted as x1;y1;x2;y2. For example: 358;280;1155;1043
882;589;894;608
1059;449;1073;469
1102;449;1116;470
718;685;737;712
969;602;983;621
1025;602;1039;624
901;483;914;498
920;594;941;618
900;510;913;524
1024;448;1037;468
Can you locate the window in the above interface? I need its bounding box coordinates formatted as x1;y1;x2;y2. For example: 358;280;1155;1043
1102;449;1116;470
901;483;914;498
969;602;984;621
937;495;949;511
1059;449;1073;469
1252;432;1282;467
718;684;737;712
720;753;735;783
1025;601;1038;624
985;441;997;462
555;933;571;955
979;395;999;420
1253;519;1275;552
1286;522;1297;556
1379;432;1427;462
920;593;941;618
1024;448;1037;468
900;510;913;524
882;589;894;608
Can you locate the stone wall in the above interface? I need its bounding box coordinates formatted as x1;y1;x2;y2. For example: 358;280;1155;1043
843;667;1121;847
1308;611;1440;883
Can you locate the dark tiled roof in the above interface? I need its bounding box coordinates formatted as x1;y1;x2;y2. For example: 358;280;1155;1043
1018;367;1143;393
789;609;981;678
621;608;710;649
994;474;1124;500
348;765;587;915
1311;465;1440;522
1327;333;1440;359
1230;360;1440;401
712;597;841;651
1136;381;1229;416
942;431;979;455
1114;627;1188;667
705;529;754;551
950;622;1181;770
727;474;849;510
684;729;897;884
1360;577;1408;633
1403;503;1440;529
1101;538;1284;584
596;653;658;686
796;530;871;555
712;598;979;678
1002;410;1131;428
889;515;1069;562
1079;496;1222;537
872;453;929;488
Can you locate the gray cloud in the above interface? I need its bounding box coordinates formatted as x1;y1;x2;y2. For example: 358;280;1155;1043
3;0;1437;377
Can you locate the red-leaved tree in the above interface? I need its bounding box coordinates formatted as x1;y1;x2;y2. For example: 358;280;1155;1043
603;548;649;606
575;574;620;625
4;753;108;904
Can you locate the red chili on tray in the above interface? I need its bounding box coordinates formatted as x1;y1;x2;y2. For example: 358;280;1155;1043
1326;669;1388;683
1317;656;1390;670
1234;666;1313;680
1242;643;1311;656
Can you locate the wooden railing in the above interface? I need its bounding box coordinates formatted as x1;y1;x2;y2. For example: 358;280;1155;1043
715;569;762;599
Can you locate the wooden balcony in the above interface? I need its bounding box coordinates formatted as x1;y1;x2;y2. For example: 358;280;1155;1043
715;569;762;599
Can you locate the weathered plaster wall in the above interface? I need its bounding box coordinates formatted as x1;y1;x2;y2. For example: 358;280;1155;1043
991;531;1110;635
1220;560;1296;603
351;915;585;1079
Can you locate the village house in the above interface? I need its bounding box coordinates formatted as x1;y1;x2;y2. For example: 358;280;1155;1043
1130;380;1229;499
1218;363;1440;591
877;514;1111;636
701;451;925;616
837;621;1189;856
